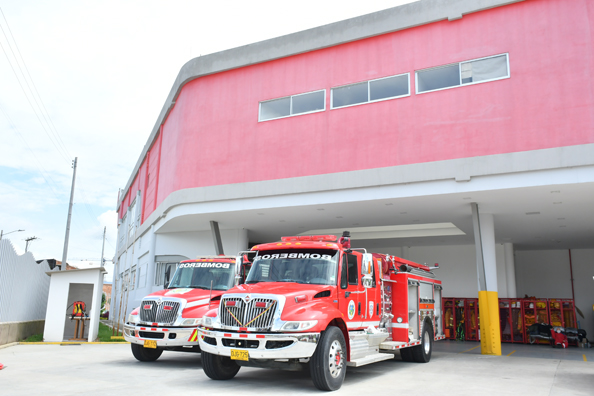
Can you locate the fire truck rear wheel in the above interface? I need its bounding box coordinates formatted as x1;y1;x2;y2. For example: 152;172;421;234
131;343;163;362
412;319;433;363
310;326;346;391
399;347;414;362
201;351;240;380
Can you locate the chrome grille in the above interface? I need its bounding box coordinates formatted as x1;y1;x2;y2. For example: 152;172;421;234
220;297;277;329
139;300;180;324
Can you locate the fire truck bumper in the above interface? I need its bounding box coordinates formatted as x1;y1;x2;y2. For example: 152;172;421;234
198;328;320;359
123;324;200;347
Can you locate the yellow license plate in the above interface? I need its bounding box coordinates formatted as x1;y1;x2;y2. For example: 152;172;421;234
230;349;249;361
144;340;157;349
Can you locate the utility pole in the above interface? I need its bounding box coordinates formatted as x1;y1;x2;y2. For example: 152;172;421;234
100;226;106;267
61;157;78;270
25;236;39;252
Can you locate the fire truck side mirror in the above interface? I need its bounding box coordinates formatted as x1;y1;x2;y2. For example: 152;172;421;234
234;255;243;285
361;254;374;288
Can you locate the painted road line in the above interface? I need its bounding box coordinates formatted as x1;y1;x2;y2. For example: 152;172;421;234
584;354;587;362
507;350;516;356
460;345;481;353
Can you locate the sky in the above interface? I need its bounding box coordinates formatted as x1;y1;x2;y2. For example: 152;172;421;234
0;0;415;281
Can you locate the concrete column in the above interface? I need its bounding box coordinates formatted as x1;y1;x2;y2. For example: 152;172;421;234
504;243;517;298
401;246;409;260
471;203;501;356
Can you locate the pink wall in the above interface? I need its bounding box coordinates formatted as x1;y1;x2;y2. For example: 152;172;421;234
120;0;594;222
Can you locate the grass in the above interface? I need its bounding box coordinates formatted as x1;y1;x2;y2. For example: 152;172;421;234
98;323;126;342
22;333;44;342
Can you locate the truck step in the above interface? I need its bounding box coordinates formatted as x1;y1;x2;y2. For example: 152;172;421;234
346;353;393;367
379;341;408;350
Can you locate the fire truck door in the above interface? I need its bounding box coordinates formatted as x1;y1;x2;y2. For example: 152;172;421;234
362;256;382;326
339;252;364;329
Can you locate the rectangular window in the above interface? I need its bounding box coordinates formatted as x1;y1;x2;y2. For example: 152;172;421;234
416;53;509;94
130;267;136;290
331;73;409;109
347;254;358;285
259;89;325;121
155;262;179;285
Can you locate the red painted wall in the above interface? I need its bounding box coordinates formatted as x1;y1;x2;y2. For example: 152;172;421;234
120;0;594;222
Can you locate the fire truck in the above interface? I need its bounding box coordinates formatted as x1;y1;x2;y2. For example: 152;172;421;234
123;256;250;362
198;232;445;391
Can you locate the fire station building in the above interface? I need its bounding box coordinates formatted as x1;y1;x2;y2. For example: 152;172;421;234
113;0;594;340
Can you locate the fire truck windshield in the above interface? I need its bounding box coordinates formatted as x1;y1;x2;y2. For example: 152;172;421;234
168;262;235;291
246;249;339;285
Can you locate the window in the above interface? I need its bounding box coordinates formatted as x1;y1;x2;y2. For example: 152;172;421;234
416;53;509;94
259;90;325;121
155;262;179;286
331;73;409;109
340;255;348;289
130;266;136;290
347;254;358;285
137;264;147;289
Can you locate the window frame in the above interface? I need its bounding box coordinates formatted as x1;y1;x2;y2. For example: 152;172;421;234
258;89;326;122
330;72;410;110
415;53;510;95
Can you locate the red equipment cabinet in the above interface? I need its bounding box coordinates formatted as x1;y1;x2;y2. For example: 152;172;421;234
465;299;479;341
443;298;456;339
523;298;549;344
549;299;578;345
499;299;524;343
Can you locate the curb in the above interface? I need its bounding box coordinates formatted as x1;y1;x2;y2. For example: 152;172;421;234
18;341;130;345
0;342;19;350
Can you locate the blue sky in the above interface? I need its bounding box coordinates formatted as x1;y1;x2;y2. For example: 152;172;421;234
0;0;413;281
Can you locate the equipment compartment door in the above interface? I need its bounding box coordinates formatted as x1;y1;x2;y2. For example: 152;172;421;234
408;280;419;341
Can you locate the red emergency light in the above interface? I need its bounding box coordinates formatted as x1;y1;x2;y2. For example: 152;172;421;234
255;302;267;308
225;301;237;307
163;305;172;311
143;304;152;310
281;235;337;242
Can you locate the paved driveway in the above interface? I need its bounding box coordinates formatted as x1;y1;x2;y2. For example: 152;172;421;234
1;342;592;395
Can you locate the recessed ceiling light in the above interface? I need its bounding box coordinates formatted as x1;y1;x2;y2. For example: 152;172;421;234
559;225;566;228
525;212;540;215
557;218;565;220
400;212;407;215
553;202;562;204
279;220;286;222
385;203;393;206
353;223;360;226
257;213;265;215
550;190;560;193
412;220;421;223
336;216;343;219
463;197;472;200
317;208;325;211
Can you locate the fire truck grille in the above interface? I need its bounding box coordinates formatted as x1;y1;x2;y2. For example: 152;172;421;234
220;297;278;329
139;300;180;324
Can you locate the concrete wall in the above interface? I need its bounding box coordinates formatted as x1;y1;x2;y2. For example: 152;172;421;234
0;320;44;345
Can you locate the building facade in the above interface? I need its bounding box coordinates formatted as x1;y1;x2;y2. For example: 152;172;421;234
112;0;594;336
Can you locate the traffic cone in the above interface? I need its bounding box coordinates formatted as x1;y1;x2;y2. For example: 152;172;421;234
0;363;5;370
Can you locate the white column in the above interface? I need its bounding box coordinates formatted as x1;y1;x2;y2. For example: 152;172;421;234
504;243;517;298
471;203;498;292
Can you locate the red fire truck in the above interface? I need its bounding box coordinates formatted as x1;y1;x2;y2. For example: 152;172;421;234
198;232;445;391
124;256;250;362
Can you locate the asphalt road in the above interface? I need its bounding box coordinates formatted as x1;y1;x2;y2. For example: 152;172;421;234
1;341;592;395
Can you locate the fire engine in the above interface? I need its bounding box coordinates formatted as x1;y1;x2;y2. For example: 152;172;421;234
123;256;251;362
198;232;445;391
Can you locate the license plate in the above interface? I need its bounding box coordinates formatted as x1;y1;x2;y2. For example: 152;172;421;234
144;340;157;349
230;349;249;361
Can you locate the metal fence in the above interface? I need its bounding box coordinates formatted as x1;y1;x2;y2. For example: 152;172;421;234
0;239;50;322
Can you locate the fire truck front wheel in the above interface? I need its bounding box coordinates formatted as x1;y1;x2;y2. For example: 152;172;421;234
412;319;433;363
310;326;347;391
201;351;240;380
131;343;163;362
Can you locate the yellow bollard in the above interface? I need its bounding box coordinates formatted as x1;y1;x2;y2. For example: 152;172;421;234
478;290;501;355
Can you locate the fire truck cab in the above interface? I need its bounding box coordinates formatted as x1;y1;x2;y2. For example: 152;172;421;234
198;233;444;391
123;256;250;362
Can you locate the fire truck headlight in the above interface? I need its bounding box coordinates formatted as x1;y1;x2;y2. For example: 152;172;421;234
181;318;202;326
127;313;139;324
281;320;318;332
202;316;213;327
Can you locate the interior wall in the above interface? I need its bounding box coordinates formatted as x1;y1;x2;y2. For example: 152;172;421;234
515;248;594;338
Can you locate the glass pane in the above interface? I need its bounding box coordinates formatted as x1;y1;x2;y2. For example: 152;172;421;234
260;97;290;120
291;90;325;115
462;55;508;84
417;64;460;92
370;74;409;101
332;82;368;108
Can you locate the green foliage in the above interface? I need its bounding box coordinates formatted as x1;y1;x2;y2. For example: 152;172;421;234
98;323;126;342
21;333;44;342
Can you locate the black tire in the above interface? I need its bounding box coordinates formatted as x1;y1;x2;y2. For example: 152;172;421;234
310;326;347;391
201;351;240;380
131;343;163;362
399;347;414;362
412;319;433;363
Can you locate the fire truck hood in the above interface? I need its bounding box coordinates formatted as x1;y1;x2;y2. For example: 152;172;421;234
144;287;223;304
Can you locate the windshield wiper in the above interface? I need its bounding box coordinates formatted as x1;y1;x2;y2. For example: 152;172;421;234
246;280;260;284
278;279;304;283
188;285;209;289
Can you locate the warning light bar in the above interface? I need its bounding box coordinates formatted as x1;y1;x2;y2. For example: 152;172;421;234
281;235;338;242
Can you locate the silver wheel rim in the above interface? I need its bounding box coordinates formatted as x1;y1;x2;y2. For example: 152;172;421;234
423;331;431;354
328;340;344;378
